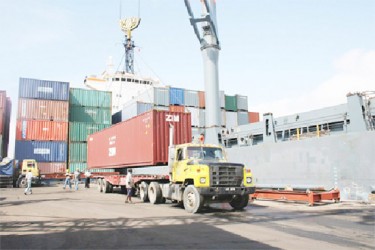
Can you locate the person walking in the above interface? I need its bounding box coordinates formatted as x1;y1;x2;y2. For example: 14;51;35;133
125;169;134;203
63;172;72;190
74;169;80;191
24;169;33;195
84;169;91;188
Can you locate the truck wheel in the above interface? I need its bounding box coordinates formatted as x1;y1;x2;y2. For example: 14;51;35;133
103;180;112;193
229;194;249;210
183;185;203;213
140;182;149;202
97;179;103;193
18;178;27;189
148;182;162;204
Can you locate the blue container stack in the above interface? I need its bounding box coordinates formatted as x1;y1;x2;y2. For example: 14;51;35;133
15;78;69;174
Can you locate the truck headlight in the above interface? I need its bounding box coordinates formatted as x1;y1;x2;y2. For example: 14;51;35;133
200;177;206;184
246;177;252;184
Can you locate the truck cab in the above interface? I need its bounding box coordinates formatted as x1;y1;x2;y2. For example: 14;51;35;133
148;143;256;213
17;159;40;188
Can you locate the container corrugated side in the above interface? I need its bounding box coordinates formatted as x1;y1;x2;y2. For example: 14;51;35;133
0;91;6;108
17;98;69;121
38;162;67;174
184;89;199;107
0;109;4;135
19;78;69;101
121;100;152;122
186;107;199;127
69;122;110;142
87;110;191;169
225;111;238;130
68;162;115;173
198;91;205;108
220;91;225;109
248;112;260;123
137;86;169;106
16;120;68;141
69;106;111;124
15;140;67;162
236;95;248;111
169;87;184;106
225;95;238;111
69;88;112;108
237;111;249;126
169;105;185;113
68;142;87;162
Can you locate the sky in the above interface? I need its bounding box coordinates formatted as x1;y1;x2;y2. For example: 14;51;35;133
1;0;374;157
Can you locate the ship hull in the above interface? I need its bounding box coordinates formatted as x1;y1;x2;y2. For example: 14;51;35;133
226;131;375;202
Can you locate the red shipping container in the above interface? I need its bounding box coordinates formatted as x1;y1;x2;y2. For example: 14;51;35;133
198;91;205;108
248;112;260;123
87;110;192;169
17;98;69;121
16;120;68;141
169;105;185;113
0;91;6;108
0;109;4;135
38;162;67;174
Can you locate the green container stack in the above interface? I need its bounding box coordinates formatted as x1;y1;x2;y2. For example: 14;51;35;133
224;95;238;111
68;88;112;173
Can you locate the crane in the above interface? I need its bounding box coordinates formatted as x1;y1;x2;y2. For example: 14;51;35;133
184;0;221;145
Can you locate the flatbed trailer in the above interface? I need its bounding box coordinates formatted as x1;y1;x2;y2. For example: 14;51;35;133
250;188;340;206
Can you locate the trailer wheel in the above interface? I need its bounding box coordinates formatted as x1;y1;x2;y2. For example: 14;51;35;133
18;177;27;189
229;194;249;210
103;180;112;193
97;179;103;193
183;185;203;214
140;182;149;202
148;182;162;204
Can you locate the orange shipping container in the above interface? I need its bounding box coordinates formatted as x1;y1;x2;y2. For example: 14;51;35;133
198;91;205;108
169;105;185;113
17;98;69;121
16;120;68;141
38;162;67;175
248;112;260;123
0;91;6;108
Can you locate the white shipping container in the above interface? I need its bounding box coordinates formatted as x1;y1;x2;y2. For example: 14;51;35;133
236;95;248;111
136;86;169;106
184;89;199;107
225;111;238;131
237;111;249;125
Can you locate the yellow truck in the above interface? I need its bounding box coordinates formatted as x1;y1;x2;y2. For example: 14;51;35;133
97;143;255;213
16;159;41;188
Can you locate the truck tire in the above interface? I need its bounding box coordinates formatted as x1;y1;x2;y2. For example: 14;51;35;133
183;185;203;214
139;181;149;202
103;180;112;193
18;178;27;189
97;179;103;193
229;194;249;210
148;182;162;204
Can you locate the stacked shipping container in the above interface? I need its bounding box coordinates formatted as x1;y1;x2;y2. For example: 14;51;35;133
15;78;69;174
0;91;11;159
114;85;259;141
68;88;112;173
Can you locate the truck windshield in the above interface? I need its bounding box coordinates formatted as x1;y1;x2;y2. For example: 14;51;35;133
187;147;225;161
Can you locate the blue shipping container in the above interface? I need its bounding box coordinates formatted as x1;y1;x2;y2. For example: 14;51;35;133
169;87;184;105
15;141;67;162
19;78;69;101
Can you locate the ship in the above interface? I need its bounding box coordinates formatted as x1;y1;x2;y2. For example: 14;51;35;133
84;9;375;202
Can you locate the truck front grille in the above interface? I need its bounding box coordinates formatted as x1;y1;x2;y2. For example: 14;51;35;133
209;163;244;187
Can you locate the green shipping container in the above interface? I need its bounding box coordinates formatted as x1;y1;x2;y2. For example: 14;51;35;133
69;122;110;142
225;95;238;111
69;106;111;124
69;142;87;162
68;162;115;173
69;88;112;108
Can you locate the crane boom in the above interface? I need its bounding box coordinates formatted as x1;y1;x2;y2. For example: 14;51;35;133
184;0;221;145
